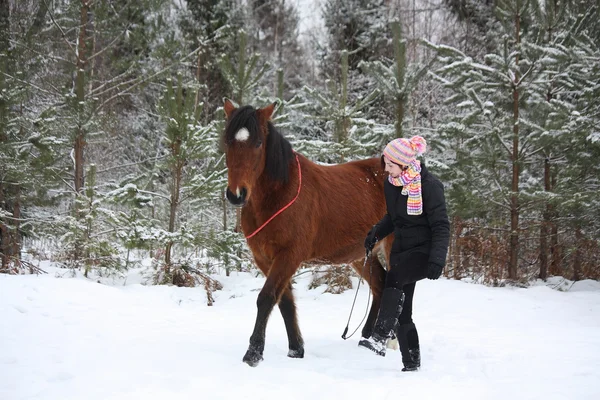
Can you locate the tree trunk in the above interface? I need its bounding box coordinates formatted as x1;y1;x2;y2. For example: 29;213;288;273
165;160;183;268
11;184;21;268
573;226;582;281
0;184;9;271
74;0;89;197
222;188;230;277
0;0;9;271
392;21;406;138
550;171;560;276
508;7;521;281
452;216;463;280
539;157;551;280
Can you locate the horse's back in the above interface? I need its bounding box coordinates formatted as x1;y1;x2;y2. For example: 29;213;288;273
299;156;388;263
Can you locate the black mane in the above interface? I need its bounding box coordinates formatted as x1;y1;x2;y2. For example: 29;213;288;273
225;105;294;183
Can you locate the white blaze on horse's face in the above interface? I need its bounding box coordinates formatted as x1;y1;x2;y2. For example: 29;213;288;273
235;127;250;142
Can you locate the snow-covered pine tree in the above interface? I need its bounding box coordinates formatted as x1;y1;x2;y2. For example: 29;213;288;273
249;0;310;98
359;20;436;143
59;164;121;277
301;50;385;163
515;0;589;279
220;30;271;107
0;0;65;273
529;1;600;279
182;0;247;121
442;0;496;56
150;73;225;284
13;0;181;271
320;0;394;124
429;0;550;281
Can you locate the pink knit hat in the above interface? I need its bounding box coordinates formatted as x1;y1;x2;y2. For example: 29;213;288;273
383;136;427;165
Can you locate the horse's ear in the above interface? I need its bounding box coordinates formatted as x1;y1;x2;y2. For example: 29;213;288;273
258;102;278;122
223;98;236;118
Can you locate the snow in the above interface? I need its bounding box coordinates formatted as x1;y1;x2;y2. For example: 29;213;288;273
2;264;600;400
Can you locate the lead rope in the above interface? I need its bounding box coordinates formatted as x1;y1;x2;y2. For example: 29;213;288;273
341;250;373;340
245;153;302;239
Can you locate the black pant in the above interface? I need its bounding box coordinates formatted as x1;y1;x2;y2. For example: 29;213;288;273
385;250;428;325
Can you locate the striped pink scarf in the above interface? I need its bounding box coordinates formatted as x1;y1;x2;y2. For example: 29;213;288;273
388;160;422;215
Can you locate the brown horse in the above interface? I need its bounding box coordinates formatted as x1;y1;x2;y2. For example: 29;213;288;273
223;100;393;367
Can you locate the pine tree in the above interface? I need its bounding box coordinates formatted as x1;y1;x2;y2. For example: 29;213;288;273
302;50;384;162
359;21;436;140
0;0;62;272
220;30;270;106
320;0;393;123
430;0;600;281
153;73;224;278
182;0;247;121
251;0;308;92
534;2;600;279
429;0;547;281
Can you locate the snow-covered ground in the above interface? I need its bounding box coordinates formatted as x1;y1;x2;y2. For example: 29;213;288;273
2;263;600;400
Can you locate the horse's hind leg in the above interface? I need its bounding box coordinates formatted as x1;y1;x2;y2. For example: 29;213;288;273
243;254;301;367
352;251;387;339
279;283;304;358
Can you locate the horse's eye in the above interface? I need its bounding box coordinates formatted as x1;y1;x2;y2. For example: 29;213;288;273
255;140;262;148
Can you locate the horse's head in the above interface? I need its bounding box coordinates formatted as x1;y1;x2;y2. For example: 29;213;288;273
222;99;279;207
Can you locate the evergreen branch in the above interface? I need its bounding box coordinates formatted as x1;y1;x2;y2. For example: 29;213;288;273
91;70;138;98
491;129;513;157
0;72;57;96
88;228;117;239
516;64;537;87
87;24;133;62
351;89;380;115
136;189;171;202
95;155;168;175
8;39;74;66
95;45;204;112
247;64;270;89
42;0;77;57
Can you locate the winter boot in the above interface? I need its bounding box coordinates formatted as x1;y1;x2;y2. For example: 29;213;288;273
397;322;420;371
358;287;405;356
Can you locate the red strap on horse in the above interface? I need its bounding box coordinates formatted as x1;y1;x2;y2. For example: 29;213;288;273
245;153;302;239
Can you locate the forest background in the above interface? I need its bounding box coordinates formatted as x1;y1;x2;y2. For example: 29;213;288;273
1;0;599;290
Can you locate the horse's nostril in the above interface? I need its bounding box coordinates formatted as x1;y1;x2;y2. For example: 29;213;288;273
225;186;247;206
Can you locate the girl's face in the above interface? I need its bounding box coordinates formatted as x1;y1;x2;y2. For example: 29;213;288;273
384;157;408;178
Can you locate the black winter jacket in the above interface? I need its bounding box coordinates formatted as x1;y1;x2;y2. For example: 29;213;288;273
375;163;450;268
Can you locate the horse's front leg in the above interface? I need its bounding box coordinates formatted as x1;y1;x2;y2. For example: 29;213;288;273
279;283;304;358
243;254;300;367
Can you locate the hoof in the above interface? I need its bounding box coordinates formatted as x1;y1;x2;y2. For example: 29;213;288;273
287;347;304;359
243;348;264;367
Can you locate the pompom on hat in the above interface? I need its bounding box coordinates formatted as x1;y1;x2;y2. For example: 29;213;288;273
383;135;427;166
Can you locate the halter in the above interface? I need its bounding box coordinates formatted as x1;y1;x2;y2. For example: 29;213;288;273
245;153;302;239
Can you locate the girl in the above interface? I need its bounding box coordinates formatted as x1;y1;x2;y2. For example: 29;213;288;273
359;136;450;372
